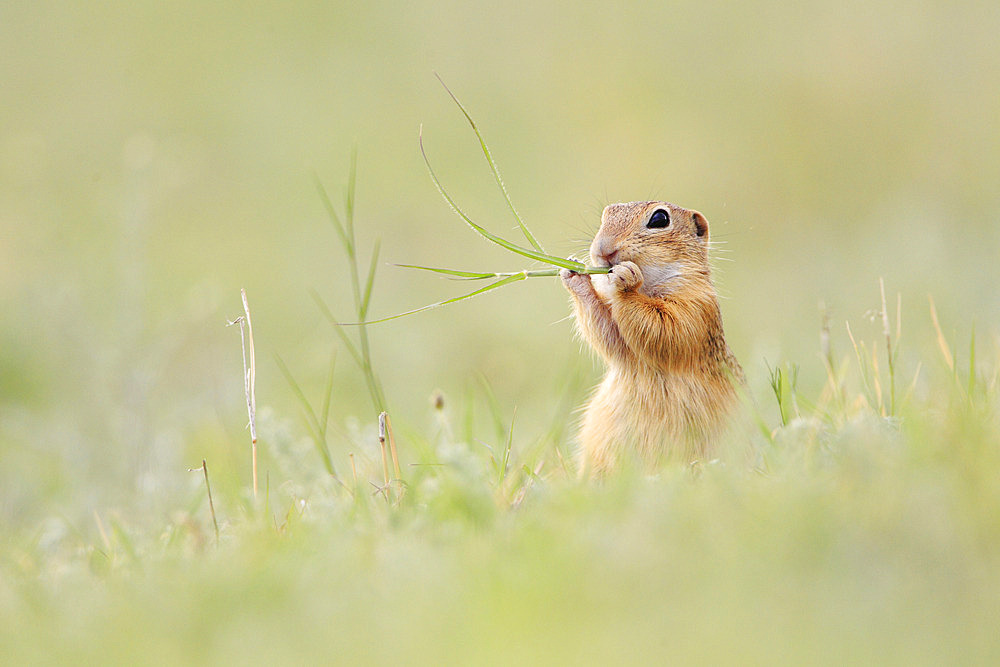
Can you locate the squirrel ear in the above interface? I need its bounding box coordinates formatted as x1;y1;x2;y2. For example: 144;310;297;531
692;211;709;240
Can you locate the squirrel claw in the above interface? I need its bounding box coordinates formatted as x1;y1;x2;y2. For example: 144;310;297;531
609;261;642;292
561;267;592;295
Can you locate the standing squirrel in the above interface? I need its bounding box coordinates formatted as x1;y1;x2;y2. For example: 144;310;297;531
561;201;743;475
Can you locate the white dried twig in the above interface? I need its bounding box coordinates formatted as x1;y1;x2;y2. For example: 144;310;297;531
228;287;258;498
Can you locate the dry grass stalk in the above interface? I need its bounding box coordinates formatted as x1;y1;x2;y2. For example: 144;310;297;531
879;277;896;415
384;412;401;480
228;288;258;498
378;412;391;490
928;295;954;372
188;459;220;544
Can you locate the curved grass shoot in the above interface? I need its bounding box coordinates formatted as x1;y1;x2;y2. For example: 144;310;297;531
338;80;609;326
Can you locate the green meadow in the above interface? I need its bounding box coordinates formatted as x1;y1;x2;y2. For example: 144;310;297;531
2;1;999;663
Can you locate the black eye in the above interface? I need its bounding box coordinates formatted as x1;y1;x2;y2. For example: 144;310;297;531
646;209;670;229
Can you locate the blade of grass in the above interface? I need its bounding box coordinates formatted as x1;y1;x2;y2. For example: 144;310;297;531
968;325;977;398
317;161;387;413
377;412;390;493
310;290;363;367
398;265;499;279
420;127;585;271
498;408;515;488
384;412;402;481
320;350;337;443
274;354;338;479
477;373;507;447
928;295;954;373
226;289;258;499
765;361;788;426
200;460;219;544
879;278;895;416
343;160;386;412
398;263;609;280
435;73;544;254
314;176;351;255
846;321;877;412
338;272;527;325
346;148;358;239
361;239;381;319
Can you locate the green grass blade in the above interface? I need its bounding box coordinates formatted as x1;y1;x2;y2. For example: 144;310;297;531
339;273;527;325
419;128;585;271
477;373;507;448
397;264;498;280
361;239;381;319
498;408;515;487
968;325;977;397
321;351;336;440
399;264;610;280
345;148;358;243
435;73;544;254
314;175;352;256
274;354;337;478
310;290;363;368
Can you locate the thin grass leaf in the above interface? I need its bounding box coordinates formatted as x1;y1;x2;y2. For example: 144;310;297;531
871;345;884;415
399;263;610;281
339;273;528;325
765;361;788;426
928;295;954;373
321;161;387;413
498;408;515;487
314;176;352;255
274;355;337;478
420;128;585;271
110;519;139;564
321;351;336;439
345;148;358;242
477;373;507;447
435;73;544;254
879;278;895;415
397;264;499;280
846;321;877;412
903;362;923;406
361;239;381;319
968;325;977;397
310;290;363;368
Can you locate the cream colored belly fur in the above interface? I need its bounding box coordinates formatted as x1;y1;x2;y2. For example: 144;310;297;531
578;365;734;475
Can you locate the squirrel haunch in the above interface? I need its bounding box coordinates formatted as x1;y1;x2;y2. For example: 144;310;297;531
561;201;743;475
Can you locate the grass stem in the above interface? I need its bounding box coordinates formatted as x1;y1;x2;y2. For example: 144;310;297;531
227;289;257;499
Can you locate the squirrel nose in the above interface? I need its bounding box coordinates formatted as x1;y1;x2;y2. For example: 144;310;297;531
590;237;618;267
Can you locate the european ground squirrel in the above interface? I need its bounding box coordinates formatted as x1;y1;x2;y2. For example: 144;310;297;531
561;201;743;475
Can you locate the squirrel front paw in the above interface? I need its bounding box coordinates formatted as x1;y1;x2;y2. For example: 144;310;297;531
609;261;643;292
560;267;593;297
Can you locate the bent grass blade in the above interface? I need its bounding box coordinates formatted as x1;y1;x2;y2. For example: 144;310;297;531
398;264;609;281
340;273;528;326
419;128;585;272
435;73;544;254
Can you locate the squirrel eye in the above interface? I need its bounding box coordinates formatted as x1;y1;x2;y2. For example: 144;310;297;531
646;209;670;229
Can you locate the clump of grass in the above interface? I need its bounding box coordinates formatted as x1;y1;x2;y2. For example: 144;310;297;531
6;217;1000;665
274;351;339;481
311;152;387;413
276;154;387;491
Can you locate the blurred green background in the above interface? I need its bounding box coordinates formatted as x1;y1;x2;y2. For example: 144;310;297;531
2;0;998;528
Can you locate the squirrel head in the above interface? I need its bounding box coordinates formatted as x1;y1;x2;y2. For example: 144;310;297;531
590;201;711;295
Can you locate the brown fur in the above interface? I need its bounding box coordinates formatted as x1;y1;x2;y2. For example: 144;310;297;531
561;201;743;476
